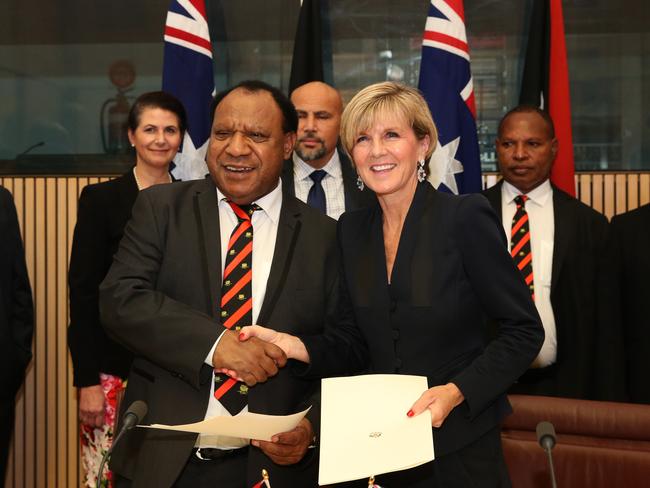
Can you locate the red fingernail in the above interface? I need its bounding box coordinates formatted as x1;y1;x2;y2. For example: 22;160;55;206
239;333;245;341
407;410;414;417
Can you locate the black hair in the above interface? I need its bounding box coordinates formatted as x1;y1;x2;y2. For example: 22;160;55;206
497;104;556;139
210;80;298;133
127;91;188;136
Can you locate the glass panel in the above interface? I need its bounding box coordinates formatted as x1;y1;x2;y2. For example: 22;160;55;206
1;0;648;173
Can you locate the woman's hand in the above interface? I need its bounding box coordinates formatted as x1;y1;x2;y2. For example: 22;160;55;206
406;383;464;428
238;325;310;363
215;325;311;380
78;385;105;428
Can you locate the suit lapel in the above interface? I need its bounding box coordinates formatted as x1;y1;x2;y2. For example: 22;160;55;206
352;204;387;306
121;168;140;202
257;196;302;325
340;150;358;211
551;188;571;292
193;179;222;317
390;183;428;296
281;159;296;198
483;180;504;218
114;170;140;225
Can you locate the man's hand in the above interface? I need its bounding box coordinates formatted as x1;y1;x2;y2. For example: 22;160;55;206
251;418;314;465
213;330;287;386
406;383;464;428
78;385;105;428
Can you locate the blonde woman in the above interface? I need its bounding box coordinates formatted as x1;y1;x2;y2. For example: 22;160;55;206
239;82;543;487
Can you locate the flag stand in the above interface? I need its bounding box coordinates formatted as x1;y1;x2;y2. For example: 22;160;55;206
368;475;382;487
252;468;270;488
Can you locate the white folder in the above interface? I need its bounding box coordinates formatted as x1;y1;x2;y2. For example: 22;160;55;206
318;374;434;485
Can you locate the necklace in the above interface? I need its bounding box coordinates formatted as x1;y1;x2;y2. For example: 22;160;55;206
133;167;172;190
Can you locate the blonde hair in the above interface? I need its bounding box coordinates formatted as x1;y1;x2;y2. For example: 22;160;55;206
340;82;438;162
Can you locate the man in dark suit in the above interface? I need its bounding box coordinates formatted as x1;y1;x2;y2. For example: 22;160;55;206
483;105;621;400
282;81;374;219
610;203;650;403
0;186;33;483
100;81;340;487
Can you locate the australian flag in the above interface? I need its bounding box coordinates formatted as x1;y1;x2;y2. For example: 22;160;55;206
163;0;214;181
418;0;481;194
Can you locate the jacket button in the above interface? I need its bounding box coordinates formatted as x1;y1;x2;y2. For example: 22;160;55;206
390;301;397;312
394;358;402;369
392;330;400;340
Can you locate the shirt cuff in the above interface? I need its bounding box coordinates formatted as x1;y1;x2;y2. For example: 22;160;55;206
205;330;226;366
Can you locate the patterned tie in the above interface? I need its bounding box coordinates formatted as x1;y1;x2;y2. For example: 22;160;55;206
511;195;534;299
307;169;327;214
213;201;259;415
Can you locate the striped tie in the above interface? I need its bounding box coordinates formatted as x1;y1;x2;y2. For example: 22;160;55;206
213;201;259;415
511;195;535;299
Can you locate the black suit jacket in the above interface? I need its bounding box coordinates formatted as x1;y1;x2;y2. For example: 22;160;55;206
68;171;138;386
482;180;623;400
100;178;340;487
281;148;376;214
0;186;33;395
303;182;543;463
610;203;650;403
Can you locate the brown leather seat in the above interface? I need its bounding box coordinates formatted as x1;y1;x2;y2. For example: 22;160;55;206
501;395;650;487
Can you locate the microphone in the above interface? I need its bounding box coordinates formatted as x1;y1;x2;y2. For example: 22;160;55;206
97;400;147;485
536;421;558;488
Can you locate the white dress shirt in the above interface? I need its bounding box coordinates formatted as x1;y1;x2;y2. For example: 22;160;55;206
501;179;557;367
197;181;282;449
292;150;346;220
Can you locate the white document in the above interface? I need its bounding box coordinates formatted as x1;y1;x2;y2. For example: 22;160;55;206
141;407;310;442
319;374;434;486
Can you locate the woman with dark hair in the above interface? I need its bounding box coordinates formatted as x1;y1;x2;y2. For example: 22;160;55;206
68;91;186;487
238;82;543;487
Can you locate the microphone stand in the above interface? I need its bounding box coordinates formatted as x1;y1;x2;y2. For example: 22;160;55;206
537;421;558;488
96;400;147;486
544;445;558;488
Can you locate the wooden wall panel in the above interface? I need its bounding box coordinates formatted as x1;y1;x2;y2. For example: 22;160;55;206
0;172;648;488
640;174;650;205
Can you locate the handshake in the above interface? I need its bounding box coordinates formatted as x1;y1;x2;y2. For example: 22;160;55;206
211;325;307;386
211;325;316;465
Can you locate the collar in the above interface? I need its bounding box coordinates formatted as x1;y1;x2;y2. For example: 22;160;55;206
292;149;342;181
215;180;283;224
503;179;553;207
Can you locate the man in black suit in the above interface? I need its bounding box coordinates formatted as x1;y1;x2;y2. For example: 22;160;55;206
0;186;33;483
100;81;340;487
610;203;650;403
483;105;621;400
282;81;374;219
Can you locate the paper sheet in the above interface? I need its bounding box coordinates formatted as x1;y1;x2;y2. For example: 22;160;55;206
319;374;434;485
141;407;310;442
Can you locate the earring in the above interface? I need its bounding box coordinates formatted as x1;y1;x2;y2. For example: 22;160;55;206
417;159;426;183
356;175;365;191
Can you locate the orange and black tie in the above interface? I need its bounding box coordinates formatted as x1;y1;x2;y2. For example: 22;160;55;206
213;201;259;415
511;195;535;299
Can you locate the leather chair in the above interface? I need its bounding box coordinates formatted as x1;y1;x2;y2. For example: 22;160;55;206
501;395;650;487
